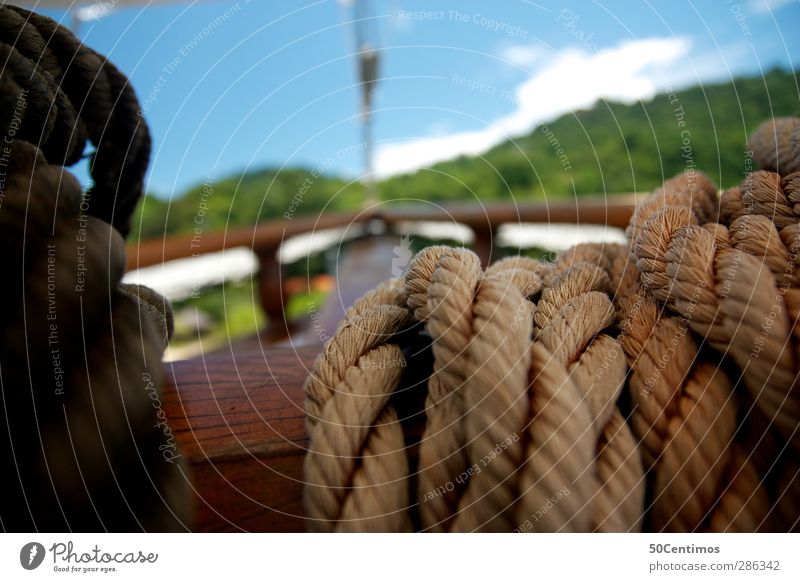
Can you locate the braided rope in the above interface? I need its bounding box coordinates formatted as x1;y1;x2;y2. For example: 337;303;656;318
304;344;411;532
0;5;150;236
539;243;644;532
0;10;185;531
748;118;800;177
303;279;410;433
451;266;536;531
404;247;481;530
631;186;800;450
617;270;769;531
536;271;643;532
304;118;800;531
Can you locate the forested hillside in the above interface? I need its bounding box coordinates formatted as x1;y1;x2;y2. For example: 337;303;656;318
132;68;799;240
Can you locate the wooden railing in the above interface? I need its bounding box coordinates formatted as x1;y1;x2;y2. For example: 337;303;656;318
127;197;636;339
142;197;637;531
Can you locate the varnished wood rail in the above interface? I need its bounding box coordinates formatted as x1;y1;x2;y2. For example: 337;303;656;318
163;347;317;532
165;342;431;532
128;198;636;339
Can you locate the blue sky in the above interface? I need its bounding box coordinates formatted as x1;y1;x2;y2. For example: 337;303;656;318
28;0;800;199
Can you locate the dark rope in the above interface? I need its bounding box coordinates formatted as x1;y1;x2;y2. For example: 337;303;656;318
0;8;186;531
0;4;150;237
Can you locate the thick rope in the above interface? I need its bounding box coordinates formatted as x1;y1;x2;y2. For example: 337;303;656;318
0;11;185;531
631;184;800;451
304;344;411;532
451;264;537;531
747;117;800;177
0;5;151;236
303;278;410;433
405;247;481;530
616;266;768;531
536;264;643;532
304;118;800;532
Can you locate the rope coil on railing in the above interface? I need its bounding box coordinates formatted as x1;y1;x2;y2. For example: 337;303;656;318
304;118;800;532
0;8;187;531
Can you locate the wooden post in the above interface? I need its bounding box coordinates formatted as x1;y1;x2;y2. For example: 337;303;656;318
472;226;494;267
257;246;290;340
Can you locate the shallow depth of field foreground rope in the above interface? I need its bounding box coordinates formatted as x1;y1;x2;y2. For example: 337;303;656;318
304;118;800;532
0;7;188;531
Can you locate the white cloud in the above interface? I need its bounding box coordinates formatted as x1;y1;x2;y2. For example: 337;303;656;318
375;37;691;177
499;45;547;67
747;0;795;14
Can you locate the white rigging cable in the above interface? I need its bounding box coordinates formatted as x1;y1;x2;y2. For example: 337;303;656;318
352;0;380;207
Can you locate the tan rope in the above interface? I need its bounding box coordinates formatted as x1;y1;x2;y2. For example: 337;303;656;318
747;117;800;177
513;342;597;532
303;118;800;532
537;274;643;532
304;344;411;532
451;266;536;531
518;246;644;531
405;247;482;530
631;187;800;450
304;278;410;433
618;275;767;531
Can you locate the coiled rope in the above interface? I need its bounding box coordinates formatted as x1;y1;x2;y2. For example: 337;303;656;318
304;118;800;532
0;4;150;237
0;7;187;531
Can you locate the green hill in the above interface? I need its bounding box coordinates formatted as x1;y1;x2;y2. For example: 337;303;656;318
131;68;799;241
381;67;799;202
131;167;365;240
